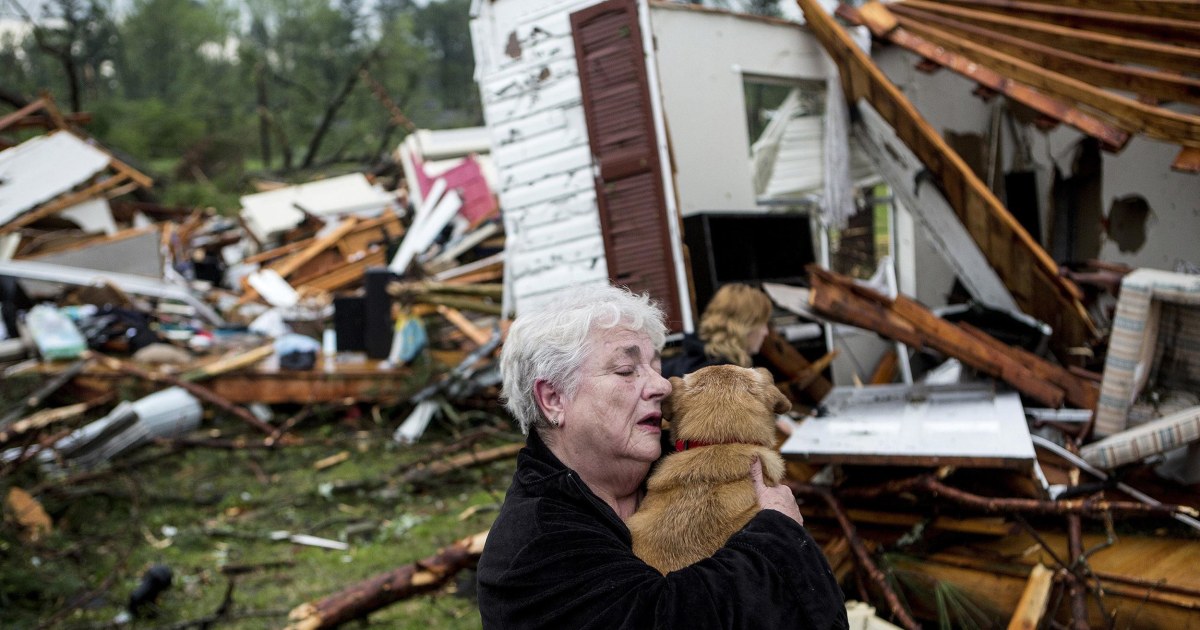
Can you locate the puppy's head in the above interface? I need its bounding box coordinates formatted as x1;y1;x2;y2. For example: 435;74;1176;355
664;365;790;447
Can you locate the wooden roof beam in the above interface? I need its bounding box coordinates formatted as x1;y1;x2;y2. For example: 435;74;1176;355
898;0;1200;74
926;0;1200;47
988;0;1200;22
897;16;1200;147
840;4;1130;151
892;4;1200;106
0;99;48;133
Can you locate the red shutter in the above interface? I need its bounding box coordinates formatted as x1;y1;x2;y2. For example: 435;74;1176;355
571;0;683;332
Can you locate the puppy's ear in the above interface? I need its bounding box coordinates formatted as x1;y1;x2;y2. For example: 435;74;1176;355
754;368;792;414
661;376;685;421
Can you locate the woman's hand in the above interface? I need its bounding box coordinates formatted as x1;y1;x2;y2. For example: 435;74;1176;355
750;456;803;526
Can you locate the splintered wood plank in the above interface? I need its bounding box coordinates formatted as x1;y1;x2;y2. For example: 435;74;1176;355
858;1;899;36
807;272;924;348
892;295;1066;406
296;249;386;293
1173;146;1200;173
1007;563;1053;630
959;322;1098;410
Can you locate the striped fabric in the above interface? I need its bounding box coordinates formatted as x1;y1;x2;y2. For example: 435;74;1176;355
1094;270;1200;437
1082;405;1200;470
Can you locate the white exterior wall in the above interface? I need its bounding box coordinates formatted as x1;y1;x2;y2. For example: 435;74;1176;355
470;0;609;314
648;6;830;216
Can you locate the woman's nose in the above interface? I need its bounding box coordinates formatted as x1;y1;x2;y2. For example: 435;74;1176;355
645;369;671;398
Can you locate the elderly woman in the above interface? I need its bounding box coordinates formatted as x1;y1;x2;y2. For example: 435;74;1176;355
661;283;773;379
477;283;846;629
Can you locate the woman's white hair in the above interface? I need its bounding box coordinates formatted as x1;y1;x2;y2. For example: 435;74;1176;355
500;283;666;435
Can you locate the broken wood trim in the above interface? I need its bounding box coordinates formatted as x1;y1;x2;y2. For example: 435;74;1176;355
896;0;1200;75
931;0;1200;46
889;3;1200;107
0;172;132;235
787;482;922;630
893;13;1200;146
0;98;48;133
179;344;276;383
1173;146;1200;173
759;329;834;403
959;322;1097;410
241;217;360;303
796;0;1097;357
436;305;492;347
284;531;488;630
892;295;1066;407
90;353;277;437
1009;563;1054;630
806;266;1075;407
840;6;1130;151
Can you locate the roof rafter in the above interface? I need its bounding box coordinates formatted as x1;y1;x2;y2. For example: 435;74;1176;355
891;3;1200;106
993;0;1200;22
897;0;1200;74
897;15;1200;147
838;4;1131;150
928;0;1200;46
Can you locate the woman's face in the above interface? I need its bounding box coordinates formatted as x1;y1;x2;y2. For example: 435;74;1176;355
559;327;671;466
747;322;769;355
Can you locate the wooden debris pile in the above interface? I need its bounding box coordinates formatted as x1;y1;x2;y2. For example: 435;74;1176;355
0;97;508;478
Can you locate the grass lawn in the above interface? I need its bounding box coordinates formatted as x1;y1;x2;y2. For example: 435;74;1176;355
1;378;519;630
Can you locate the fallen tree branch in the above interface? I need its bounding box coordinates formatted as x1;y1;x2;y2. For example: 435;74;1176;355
833;474;1195;520
0;357;91;430
285;530;488;630
786;482;921;630
400;443;522;485
0;394;114;446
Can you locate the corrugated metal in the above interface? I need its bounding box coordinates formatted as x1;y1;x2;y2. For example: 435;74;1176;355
572;0;683;331
0;130;111;226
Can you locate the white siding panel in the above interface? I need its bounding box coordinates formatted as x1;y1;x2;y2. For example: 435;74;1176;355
498;168;595;212
491;109;590;166
508;189;597;229
482;69;583;123
513;260;609;301
517;211;601;249
501;144;592;190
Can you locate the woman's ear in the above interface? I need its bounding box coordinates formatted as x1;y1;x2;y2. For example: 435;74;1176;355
533;378;565;426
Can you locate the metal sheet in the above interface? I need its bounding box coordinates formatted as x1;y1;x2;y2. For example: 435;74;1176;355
781;383;1036;469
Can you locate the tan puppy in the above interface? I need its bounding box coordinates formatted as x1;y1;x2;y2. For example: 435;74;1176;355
628;364;791;574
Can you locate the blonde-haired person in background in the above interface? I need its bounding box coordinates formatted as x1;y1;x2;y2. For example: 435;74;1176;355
662;283;772;379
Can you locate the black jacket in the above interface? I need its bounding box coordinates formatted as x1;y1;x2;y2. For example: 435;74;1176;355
476;431;848;629
661;333;733;380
